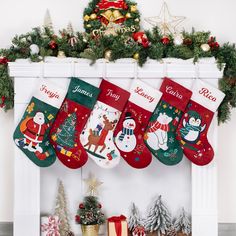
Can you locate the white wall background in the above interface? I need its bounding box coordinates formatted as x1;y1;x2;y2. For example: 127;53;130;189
0;0;236;223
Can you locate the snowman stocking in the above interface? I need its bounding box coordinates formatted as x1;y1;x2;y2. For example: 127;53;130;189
13;79;67;167
114;79;162;169
50;78;100;169
144;78;192;166
176;79;225;166
80;79;130;169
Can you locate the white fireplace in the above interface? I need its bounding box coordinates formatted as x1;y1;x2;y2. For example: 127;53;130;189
9;58;222;236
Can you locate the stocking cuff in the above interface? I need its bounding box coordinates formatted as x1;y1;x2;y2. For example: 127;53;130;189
34;79;67;109
191;79;225;112
98;79;130;112
67;77;100;109
160;77;192;111
129;79;162;112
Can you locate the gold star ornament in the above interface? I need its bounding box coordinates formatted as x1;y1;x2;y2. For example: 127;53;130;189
84;174;103;196
144;1;186;35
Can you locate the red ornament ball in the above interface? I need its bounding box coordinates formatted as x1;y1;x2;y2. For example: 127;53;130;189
75;215;80;223
94;8;99;13
0;57;9;65
161;36;170;45
0;96;6;108
98;203;102;208
49;40;57;49
79;203;85;209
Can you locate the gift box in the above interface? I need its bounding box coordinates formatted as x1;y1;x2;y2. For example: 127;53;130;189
41;215;60;236
108;215;128;236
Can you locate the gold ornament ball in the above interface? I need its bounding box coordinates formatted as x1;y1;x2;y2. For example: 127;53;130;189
90;13;97;20
201;43;210;52
130;5;137;12
125;13;132;18
84;15;90;22
133;53;139;60
104;50;112;60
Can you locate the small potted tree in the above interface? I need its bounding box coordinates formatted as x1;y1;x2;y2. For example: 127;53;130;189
75;174;105;236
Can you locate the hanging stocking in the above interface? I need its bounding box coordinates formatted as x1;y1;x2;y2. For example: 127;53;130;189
13;79;67;167
176;79;225;166
80;79;130;169
144;78;192;166
50;78;100;169
114;79;162;168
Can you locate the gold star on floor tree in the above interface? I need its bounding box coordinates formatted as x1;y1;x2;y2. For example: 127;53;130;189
84;174;103;196
144;1;186;35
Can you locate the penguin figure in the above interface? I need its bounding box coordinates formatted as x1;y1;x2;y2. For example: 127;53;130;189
180;111;206;143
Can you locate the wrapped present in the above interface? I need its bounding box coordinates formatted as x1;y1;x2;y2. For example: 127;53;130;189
41;215;60;236
108;215;128;236
132;226;146;236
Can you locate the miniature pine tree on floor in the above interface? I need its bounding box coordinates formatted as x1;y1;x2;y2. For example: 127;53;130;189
128;203;143;232
174;208;191;235
145;195;171;236
54;180;71;236
75;195;105;225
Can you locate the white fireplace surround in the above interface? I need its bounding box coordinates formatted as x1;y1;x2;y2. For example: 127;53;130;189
9;58;223;236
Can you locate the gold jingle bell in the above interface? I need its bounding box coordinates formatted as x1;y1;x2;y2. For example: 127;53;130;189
57;51;66;58
133;52;139;60
101;9;124;22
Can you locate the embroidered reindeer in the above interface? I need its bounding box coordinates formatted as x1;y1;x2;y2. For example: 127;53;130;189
84;115;117;153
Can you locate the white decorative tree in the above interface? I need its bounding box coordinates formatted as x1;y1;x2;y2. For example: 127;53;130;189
128;203;143;232
67;22;74;36
43;9;54;32
54;180;71;236
174;208;191;235
145;195;171;236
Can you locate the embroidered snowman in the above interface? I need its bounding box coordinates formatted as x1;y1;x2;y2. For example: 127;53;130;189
115;112;137;152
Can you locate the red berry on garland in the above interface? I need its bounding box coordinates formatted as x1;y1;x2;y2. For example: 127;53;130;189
161;36;170;45
94;8;99;13
49;40;57;49
75;215;80;223
98;203;102;208
183;38;192;46
0;57;9;65
79;203;85;209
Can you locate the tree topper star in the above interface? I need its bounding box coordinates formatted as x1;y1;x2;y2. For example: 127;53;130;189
145;1;186;35
84;174;103;196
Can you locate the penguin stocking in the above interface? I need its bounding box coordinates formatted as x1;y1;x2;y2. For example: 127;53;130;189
176;79;225;166
145;78;192;166
114;79;162;169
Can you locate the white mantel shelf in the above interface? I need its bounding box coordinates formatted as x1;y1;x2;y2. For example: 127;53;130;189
9;58;223;236
9;57;223;79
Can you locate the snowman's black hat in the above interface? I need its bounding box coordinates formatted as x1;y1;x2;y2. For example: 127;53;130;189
124;112;134;121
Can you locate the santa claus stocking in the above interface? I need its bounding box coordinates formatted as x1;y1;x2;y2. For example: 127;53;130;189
50;78;100;169
177;79;225;166
114;79;162;169
145;78;192;166
13;79;67;167
80;79;130;169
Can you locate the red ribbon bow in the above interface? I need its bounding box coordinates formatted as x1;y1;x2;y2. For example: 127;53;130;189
97;0;126;10
108;215;127;236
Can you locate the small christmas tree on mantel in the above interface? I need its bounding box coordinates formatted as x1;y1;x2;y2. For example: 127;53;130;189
174;208;191;236
75;174;105;236
145;195;171;236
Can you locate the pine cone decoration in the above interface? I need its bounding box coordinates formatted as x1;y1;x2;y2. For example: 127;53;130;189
66;231;75;236
166;227;177;236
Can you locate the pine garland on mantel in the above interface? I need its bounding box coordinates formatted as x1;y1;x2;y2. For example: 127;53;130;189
0;24;236;124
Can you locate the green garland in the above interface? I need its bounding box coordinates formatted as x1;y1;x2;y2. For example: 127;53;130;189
0;25;236;124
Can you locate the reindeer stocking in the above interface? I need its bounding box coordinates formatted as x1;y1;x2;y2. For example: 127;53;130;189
80;79;130;169
50;78;100;169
